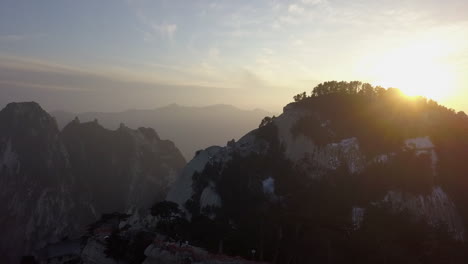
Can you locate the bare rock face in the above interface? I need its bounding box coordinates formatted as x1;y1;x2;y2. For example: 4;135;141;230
384;187;464;240
0;102;185;263
0;102;84;262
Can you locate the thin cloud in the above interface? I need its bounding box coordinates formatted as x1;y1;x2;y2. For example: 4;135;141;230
152;23;177;39
208;47;220;59
0;35;27;42
0;33;45;42
301;0;326;5
292;39;304;46
0;80;85;91
134;10;178;41
288;4;304;14
0;55;93;75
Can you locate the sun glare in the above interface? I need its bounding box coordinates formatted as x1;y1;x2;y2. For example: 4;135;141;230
367;41;456;102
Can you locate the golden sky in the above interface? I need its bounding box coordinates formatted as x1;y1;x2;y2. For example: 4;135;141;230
1;0;467;112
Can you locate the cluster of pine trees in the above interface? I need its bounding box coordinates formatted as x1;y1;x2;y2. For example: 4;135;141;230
294;81;399;101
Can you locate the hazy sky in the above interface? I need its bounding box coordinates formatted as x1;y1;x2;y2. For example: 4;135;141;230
1;0;467;113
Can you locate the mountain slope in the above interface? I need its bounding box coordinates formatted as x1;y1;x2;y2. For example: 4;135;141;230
0;102;185;263
166;83;468;263
52;104;274;159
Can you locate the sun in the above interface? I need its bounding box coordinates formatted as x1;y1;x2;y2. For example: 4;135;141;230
366;41;456;102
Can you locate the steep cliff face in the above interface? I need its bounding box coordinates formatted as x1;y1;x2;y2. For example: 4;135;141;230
0;102;185;263
0;102;87;262
167;91;468;262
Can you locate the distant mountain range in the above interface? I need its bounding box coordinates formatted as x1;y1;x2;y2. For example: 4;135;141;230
52;104;274;160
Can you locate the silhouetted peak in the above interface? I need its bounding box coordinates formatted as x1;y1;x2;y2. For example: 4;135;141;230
0;101;58;132
117;122;133;133
160;103;180;109
203;104;239;111
78;120;104;130
138;127;160;141
2;101;47;117
62;118;107;135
